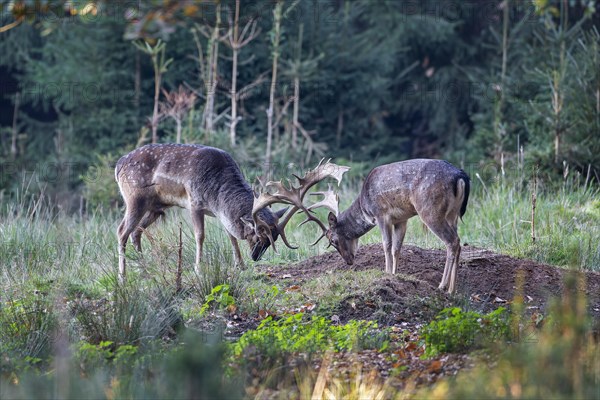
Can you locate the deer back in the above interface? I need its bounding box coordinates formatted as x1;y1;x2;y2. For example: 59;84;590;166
115;144;259;232
359;159;470;223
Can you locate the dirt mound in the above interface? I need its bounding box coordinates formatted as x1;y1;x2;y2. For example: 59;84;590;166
264;244;600;325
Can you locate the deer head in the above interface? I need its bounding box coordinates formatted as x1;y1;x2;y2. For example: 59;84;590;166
325;212;360;265
250;159;350;256
241;207;287;261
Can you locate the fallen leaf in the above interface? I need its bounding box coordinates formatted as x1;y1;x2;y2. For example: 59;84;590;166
429;360;442;373
395;349;407;359
494;297;508;303
286;285;301;292
471;293;483;302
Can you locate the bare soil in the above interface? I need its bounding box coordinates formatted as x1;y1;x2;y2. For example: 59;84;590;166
239;244;600;396
260;244;600;326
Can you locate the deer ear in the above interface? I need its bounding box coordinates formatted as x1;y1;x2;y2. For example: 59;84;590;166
274;207;288;220
328;212;337;228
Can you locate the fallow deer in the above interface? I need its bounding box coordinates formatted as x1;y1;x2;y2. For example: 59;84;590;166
323;159;470;294
115;144;348;282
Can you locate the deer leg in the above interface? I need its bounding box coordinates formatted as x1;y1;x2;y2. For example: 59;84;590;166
117;204;146;283
391;221;408;275
131;210;163;252
190;209;205;274
445;214;462;294
421;218;460;293
228;234;245;268
378;220;394;274
447;243;461;294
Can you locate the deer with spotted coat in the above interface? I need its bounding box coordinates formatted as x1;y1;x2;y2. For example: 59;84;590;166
324;160;470;294
114;144;348;282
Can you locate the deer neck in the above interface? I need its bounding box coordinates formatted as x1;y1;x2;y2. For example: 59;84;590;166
217;207;248;240
338;198;376;239
211;180;255;240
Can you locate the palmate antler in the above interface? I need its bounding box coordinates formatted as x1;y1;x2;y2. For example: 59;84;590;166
306;186;340;245
252;159;350;251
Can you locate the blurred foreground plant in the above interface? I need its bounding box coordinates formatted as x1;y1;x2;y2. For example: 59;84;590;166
421;273;599;399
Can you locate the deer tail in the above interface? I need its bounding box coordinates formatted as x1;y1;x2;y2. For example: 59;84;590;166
454;171;470;220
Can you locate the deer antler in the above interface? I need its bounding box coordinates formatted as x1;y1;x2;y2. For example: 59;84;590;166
252;159;350;249
303;187;342;246
308;186;340;215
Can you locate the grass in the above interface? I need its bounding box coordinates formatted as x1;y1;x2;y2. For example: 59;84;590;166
0;170;599;398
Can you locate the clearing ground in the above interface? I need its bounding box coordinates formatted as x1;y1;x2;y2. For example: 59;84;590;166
260;243;600;324
239;244;600;394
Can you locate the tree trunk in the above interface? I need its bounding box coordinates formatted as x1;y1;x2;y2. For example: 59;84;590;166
176;118;182;144
292;77;300;149
229;0;240;147
205;4;221;135
554;0;568;164
11;92;19;160
134;52;140;110
494;0;510;157
336;109;343;148
291;23;303;149
152;64;161;143
265;1;282;176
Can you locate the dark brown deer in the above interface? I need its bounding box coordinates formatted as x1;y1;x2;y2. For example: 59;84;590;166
324;160;470;294
115;144;347;282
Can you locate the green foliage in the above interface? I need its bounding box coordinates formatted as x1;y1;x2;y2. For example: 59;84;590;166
82;152;123;209
242;284;282;315
200;284;236;316
2;0;599;210
0;294;57;363
421;307;510;357
2;332;241;400
75;341;138;371
420;276;599;399
133;39;173;74
159;331;242;399
0;174;598;397
229;314;388;362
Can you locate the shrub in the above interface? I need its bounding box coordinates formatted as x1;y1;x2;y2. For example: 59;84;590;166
421;307;510;357
420;276;599;399
0;294;57;365
229;314;388;362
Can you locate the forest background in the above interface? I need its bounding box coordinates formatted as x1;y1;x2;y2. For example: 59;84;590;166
0;0;599;210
